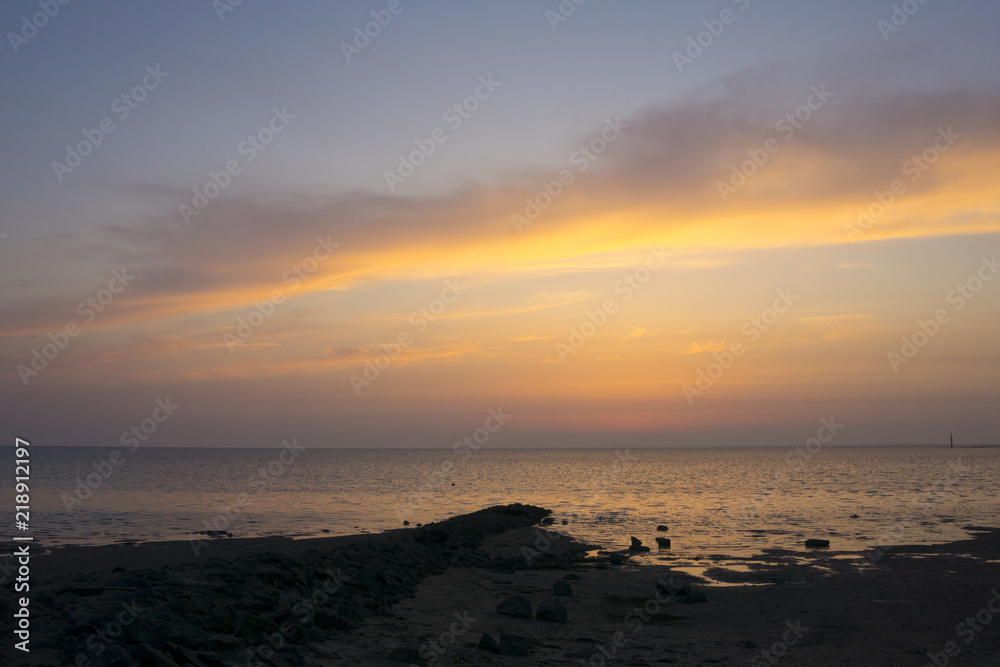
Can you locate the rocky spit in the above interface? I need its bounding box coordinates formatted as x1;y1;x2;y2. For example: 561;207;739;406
4;504;584;667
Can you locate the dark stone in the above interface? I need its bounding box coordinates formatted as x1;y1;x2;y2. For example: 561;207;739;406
386;647;427;665
554;578;573;596
805;538;830;548
536;599;567;623
657;580;691;596
477;632;500;653
403;520;410;525
655;537;671;548
608;553;624;564
656;525;669;532
499;633;530;656
850;514;860;519
496;595;532;618
630;536;643;547
677;589;708;603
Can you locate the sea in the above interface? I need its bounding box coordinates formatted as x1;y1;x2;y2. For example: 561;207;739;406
2;445;998;557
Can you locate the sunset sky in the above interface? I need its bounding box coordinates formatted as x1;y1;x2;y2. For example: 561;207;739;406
2;1;999;448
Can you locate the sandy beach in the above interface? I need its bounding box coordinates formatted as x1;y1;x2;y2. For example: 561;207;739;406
3;504;999;666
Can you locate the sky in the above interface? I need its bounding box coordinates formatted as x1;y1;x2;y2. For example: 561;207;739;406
1;1;999;448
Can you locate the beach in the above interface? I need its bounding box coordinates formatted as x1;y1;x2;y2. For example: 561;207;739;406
4;504;999;666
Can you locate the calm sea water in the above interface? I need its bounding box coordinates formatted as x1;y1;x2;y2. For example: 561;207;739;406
2;446;998;556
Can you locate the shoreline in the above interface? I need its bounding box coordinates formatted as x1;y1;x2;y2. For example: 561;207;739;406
4;507;1000;665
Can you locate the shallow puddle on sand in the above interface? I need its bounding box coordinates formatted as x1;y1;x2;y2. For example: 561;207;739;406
671;564;773;587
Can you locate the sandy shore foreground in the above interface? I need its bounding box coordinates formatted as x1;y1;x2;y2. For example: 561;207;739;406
3;504;999;666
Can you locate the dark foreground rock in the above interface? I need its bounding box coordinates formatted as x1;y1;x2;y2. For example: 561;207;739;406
6;504;551;667
536;599;568;622
496;594;532;618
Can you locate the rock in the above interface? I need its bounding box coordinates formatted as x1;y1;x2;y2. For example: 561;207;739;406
608;553;624;564
536;599;568;623
628;536;650;552
657;580;690;596
656;525;669;532
805;538;830;548
541;517;555;525
402;520;410;525
554;578;573;596
386;647;427;664
655;537;671;548
561;519;569;525
499;632;530;656
677;589;708;603
496;595;532;618
629;545;651;553
478;632;500;653
850;514;860;518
